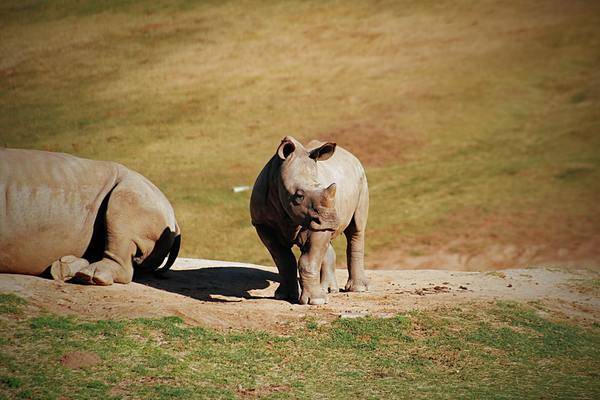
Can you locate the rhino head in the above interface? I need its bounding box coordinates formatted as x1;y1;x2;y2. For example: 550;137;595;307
276;136;339;232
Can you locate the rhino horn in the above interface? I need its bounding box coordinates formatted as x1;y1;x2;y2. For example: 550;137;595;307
321;183;336;208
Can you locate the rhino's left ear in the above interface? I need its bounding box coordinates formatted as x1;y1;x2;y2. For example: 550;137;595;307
309;142;336;162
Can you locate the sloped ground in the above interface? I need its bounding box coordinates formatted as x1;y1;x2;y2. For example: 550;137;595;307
2;0;599;268
1;259;597;331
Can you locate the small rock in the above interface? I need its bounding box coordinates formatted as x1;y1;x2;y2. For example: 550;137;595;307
507;284;513;288
209;294;243;302
232;185;252;193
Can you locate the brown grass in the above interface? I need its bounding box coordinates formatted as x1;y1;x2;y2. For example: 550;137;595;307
1;0;599;269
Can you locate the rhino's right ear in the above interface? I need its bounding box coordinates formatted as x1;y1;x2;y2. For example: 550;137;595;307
309;142;336;162
277;137;296;160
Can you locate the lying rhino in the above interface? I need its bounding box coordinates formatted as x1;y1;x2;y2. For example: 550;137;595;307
0;148;180;285
250;136;369;305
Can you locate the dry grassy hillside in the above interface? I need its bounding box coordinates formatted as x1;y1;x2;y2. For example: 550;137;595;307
1;0;599;269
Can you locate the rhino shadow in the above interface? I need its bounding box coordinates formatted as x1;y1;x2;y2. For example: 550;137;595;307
134;266;280;302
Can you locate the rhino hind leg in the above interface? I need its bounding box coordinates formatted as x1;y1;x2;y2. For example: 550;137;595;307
50;255;89;282
320;243;338;294
74;183;148;286
343;222;369;293
92;250;135;286
74;242;136;286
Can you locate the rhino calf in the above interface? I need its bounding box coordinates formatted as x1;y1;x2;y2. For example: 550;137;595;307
0;148;180;285
250;136;369;305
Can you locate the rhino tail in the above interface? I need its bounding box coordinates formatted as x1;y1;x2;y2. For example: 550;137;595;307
155;232;180;275
137;227;180;276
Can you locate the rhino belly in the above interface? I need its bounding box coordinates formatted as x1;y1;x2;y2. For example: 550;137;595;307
0;182;102;275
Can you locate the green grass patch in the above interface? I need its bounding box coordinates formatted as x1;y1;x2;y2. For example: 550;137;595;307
0;294;27;315
0;294;598;399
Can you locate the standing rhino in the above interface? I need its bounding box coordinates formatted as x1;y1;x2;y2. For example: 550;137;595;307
250;136;369;305
0;148;180;285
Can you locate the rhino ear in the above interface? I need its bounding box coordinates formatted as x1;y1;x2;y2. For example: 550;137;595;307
277;137;296;160
309;142;336;161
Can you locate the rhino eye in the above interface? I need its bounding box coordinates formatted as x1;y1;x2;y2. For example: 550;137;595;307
292;191;304;205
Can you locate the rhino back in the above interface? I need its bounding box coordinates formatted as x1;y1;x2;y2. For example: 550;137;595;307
250;155;278;224
0;148;120;274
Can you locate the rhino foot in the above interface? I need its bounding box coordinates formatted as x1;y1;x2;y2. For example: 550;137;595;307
73;264;96;284
321;281;339;294
50;255;89;282
344;277;369;292
299;289;328;305
92;269;114;286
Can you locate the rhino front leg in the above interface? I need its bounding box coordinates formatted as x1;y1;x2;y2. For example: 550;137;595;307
255;224;299;302
299;230;331;305
50;255;89;282
320;243;338;294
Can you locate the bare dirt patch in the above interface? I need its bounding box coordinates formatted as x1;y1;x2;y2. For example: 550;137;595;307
1;259;598;332
60;351;101;369
237;384;291;399
370;208;600;270
308;119;422;168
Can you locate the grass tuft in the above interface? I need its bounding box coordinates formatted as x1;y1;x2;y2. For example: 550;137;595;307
0;294;26;315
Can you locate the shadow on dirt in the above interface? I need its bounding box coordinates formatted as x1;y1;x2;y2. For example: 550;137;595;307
134;266;280;303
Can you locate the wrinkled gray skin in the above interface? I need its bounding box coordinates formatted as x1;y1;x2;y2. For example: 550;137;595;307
250;136;369;305
0;148;180;285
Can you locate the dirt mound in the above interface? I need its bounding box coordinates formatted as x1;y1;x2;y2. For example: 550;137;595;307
0;258;598;332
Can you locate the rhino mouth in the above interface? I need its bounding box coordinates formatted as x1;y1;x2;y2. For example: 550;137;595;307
308;206;339;231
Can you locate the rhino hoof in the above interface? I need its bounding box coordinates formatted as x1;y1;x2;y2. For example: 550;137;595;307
50;260;70;282
344;278;369;293
309;297;327;305
92;270;114;286
299;291;328;305
321;285;339;294
74;265;96;284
